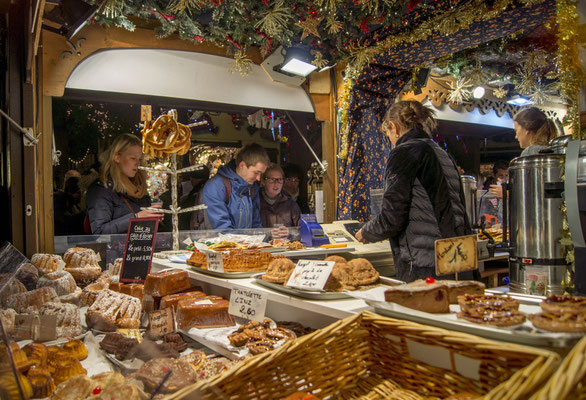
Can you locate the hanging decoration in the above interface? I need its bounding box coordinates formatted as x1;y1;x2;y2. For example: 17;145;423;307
492;87;508;99
143;158;171;200
67;147;91;167
229;50;253;77
253;0;292;37
296;15;323;40
311;51;328;69
447;78;473;104
190;145;238;177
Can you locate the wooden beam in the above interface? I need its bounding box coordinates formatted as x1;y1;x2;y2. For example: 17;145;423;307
42;24;262;97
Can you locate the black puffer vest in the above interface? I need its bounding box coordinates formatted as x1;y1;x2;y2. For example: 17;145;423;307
361;128;471;282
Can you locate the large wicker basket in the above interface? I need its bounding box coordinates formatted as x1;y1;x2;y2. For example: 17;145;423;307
530;335;586;400
169;311;560;400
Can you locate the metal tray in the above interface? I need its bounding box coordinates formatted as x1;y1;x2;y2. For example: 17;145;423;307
252;273;404;300
189;265;262;279
370;300;583;348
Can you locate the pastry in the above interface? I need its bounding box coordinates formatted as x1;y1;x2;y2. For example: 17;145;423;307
143;270;190;297
411;279;485;304
27;370;56;398
15;263;39;290
125;340;180;361
457;307;527;327
0;372;33;400
30;253;65;274
36;271;82;304
384;282;450;313
89;372;145;400
160;291;207;311
39;302;83;338
22;343;47;366
99;332;139;360
324;255;346;264
186;251;206;267
62;340;88;361
197;356;236;380
63;247;101;287
110;258;123;275
286;241;304;250
540;295;586;314
347;258;379;285
176;297;235;330
49;374;94;400
529;311;586;332
1;343;31;372
178;350;206;370
80;282;106;307
164;333;188;352
52;356;86;385
0;275;27;307
457;294;520;312
130;357;197;393
324;263;356;291
261;258;295;284
86;289;142;331
7;286;58;313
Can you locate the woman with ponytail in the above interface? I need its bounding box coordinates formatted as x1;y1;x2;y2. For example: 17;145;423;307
514;108;558;156
356;100;472;282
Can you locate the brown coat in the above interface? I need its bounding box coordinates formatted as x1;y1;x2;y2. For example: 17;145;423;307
259;190;301;228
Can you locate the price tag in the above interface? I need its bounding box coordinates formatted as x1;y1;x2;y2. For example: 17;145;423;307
148;307;175;337
435;234;478;276
285;260;335;291
120;218;159;283
183;237;194;246
117;328;143;342
13;314;56;341
205;251;224;272
228;287;267;322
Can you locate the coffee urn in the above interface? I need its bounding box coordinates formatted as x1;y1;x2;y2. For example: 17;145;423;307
460;175;477;229
508;154;569;295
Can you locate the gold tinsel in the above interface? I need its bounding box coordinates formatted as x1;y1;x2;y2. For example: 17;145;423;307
297;16;323;40
493;87;508;99
314;0;345;12
515;64;539;96
556;0;583;138
326;14;343;34
254;0;292;37
530;86;553;105
229;50;253;77
447;78;473;104
98;0;124;18
167;0;204;13
312;51;328;69
337;67;357;159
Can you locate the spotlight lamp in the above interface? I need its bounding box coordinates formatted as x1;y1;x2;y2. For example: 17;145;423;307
506;94;534;106
278;46;317;77
473;86;485;99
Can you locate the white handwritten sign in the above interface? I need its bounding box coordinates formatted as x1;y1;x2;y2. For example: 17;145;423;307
435;234;478;276
285;260;335;291
228;287;267;322
148;307;175;337
205;251;224;272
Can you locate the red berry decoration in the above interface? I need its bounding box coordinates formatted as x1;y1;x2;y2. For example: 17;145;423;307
92;386;102;395
425;276;435;284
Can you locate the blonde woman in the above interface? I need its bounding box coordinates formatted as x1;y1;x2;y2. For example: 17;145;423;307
86;133;162;234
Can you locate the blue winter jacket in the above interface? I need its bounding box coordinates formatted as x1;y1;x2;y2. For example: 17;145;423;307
202;161;262;230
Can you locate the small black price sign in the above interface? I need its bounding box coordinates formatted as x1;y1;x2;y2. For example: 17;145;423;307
120;218;159;283
228;287;267;322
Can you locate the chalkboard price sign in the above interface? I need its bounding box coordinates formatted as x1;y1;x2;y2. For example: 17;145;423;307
120;218;159;283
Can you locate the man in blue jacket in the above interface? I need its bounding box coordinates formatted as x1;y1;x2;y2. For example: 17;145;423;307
202;143;269;230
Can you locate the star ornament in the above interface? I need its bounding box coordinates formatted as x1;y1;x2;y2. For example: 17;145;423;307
297;16;323;40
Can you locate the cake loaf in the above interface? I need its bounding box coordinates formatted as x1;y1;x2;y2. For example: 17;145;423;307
143;270;190;297
160;291;207;311
176;297;235;329
86;289;142;331
410;279;485;304
384;282;449;313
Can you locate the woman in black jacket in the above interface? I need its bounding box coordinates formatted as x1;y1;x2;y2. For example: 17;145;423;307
86;133;163;234
356;101;471;282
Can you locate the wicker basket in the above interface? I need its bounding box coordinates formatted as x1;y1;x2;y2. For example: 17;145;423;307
530;335;586;400
168;311;559;400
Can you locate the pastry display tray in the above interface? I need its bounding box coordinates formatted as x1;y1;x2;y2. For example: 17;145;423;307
189;265;261;279
369;301;583;348
252;274;404;300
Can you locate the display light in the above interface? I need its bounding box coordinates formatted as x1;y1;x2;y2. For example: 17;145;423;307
43;0;97;40
473;86;485;99
279;47;317;77
507;94;534;106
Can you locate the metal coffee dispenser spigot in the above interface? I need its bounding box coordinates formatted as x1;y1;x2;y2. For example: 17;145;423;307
508;154;569;295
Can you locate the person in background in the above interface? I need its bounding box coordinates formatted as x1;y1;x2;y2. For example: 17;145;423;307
282;163;309;214
86;133;163;234
202;143;269;230
259;164;301;228
482;160;509;190
54;176;86;236
180;165;210;230
355;100;472;282
514;107;558;157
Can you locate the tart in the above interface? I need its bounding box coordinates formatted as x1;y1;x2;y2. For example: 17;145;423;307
457;294;520;312
540;295;586;314
457;307;526;327
528;311;586;333
130;358;198;393
52;356;87;385
62;339;88;361
178;350;206;370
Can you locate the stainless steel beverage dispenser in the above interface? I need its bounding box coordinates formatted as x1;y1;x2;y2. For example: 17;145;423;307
460;175;477;229
508;154;569;295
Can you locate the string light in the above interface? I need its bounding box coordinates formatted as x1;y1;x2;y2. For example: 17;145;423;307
67;147;90;166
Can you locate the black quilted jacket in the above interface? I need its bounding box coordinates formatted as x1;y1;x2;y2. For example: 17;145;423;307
361;128;471;282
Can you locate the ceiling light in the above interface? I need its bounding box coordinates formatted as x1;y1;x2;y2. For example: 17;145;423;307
279;47;317;77
507;95;534;106
473;86;485;99
43;0;98;39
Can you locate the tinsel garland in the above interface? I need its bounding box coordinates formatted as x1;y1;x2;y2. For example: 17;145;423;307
555;0;583;138
337;66;358;160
